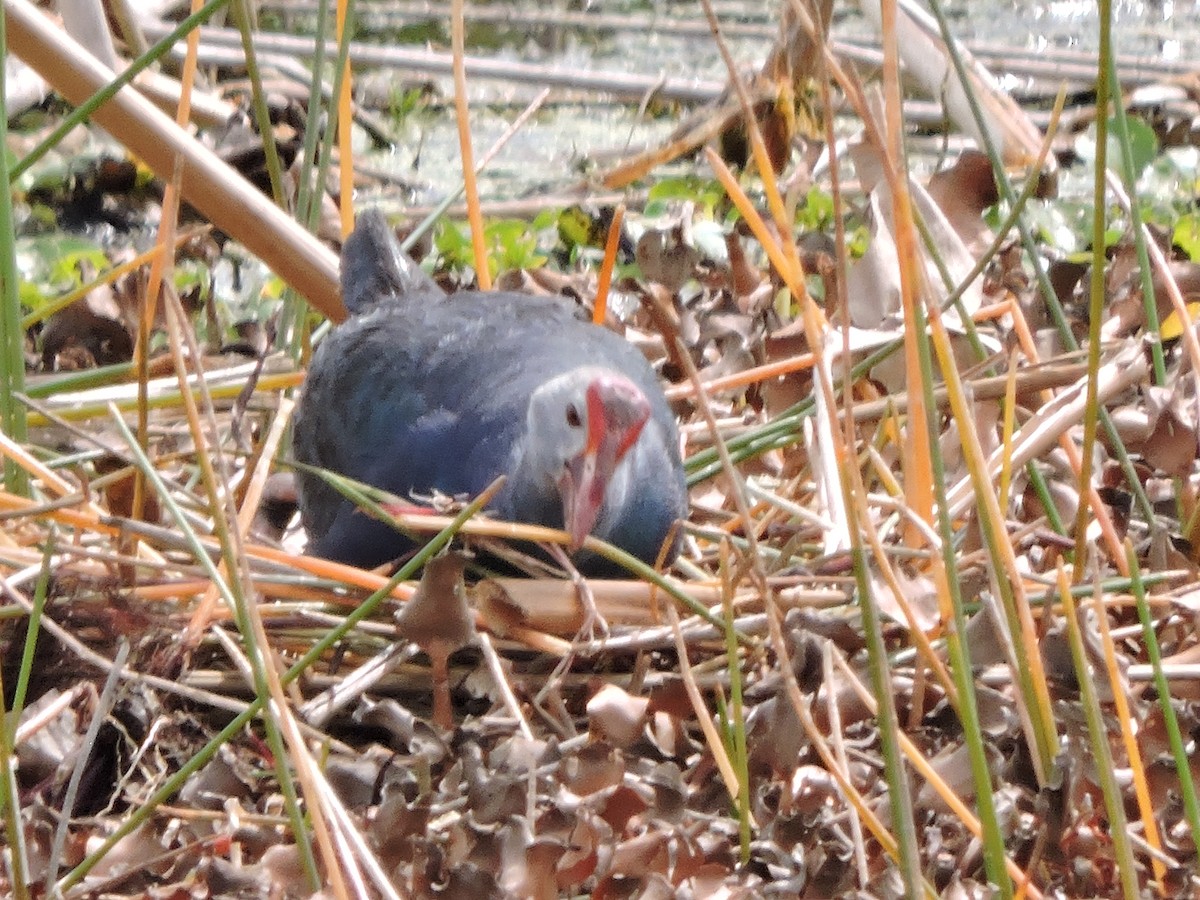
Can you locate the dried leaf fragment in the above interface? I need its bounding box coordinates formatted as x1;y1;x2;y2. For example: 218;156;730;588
587;683;651;749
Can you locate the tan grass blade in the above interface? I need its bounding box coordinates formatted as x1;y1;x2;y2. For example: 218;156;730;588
451;0;490;290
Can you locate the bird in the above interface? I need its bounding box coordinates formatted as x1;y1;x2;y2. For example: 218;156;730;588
292;210;687;576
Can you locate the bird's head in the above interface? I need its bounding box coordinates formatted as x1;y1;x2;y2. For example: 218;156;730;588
527;368;651;550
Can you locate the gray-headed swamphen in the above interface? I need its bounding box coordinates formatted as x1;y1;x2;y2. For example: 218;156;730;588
293;210;687;576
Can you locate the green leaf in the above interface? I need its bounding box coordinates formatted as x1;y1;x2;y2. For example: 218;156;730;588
645;176;724;218
1175;212;1200;262
557;206;597;249
797;185;835;231
1024;201;1082;253
1075;116;1159;179
486;219;545;273
14;234;109;311
434;220;473;271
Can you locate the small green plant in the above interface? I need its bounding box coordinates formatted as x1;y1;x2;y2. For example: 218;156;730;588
1174;210;1200;261
796;184;835;232
385;85;429;128
434;218;549;280
433;220;474;274
15;233;110;313
1024;115;1200;255
645;175;725;220
487;218;546;273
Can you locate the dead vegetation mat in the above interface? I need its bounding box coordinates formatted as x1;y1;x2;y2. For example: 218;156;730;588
8;172;1200;897
9;7;1200;900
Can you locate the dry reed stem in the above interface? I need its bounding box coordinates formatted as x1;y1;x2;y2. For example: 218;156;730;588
1089;562;1168;887
665;597;746;814
663;350;816;401
698;0;805;290
592;203;625;326
335;0;354;238
185;397;295;639
1011;312;1130;573
451;0;490;291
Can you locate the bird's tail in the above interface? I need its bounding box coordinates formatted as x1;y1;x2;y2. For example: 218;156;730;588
340;209;445;315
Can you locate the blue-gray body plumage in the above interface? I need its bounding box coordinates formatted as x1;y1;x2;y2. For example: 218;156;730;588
293;211;686;574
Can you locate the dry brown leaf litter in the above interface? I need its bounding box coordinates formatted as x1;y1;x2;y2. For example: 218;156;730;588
9;59;1200;900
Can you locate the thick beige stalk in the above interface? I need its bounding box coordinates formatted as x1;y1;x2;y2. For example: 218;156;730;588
4;0;344;321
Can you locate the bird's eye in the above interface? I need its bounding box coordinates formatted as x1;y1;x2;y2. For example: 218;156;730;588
565;404;582;428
